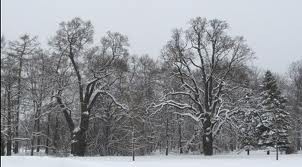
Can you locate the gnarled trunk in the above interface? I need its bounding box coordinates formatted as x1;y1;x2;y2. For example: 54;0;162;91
70;112;89;156
71;129;87;156
202;116;213;156
202;134;213;155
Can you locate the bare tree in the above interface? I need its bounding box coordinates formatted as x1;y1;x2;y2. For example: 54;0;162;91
156;17;253;155
7;34;39;153
23;49;53;155
1;47;18;156
50;18;128;156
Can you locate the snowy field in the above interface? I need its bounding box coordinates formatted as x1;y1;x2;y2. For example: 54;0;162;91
2;151;302;167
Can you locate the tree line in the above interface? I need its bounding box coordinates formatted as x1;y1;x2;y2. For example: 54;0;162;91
1;17;301;157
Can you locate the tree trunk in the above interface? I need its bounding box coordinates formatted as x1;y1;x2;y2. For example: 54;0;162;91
202;133;213;155
30;136;35;156
178;115;183;154
104;123;110;156
132;125;135;161
14;57;23;154
45;114;50;154
165;118;169;156
31;102;37;156
53;116;59;153
1;94;6;156
6;138;12;156
202;116;213;156
159;141;162;152
13;124;19;154
36;123;40;152
103;110;110;156
71;130;87;156
6;87;12;156
1;135;5;155
36;103;41;152
297;130;301;151
70;112;89;156
276;145;279;160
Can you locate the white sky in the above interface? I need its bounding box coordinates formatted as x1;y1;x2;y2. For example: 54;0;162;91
1;0;302;74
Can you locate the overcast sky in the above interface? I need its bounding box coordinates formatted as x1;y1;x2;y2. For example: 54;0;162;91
1;0;301;74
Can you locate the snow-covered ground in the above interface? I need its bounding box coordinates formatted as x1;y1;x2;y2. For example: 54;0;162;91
2;151;302;167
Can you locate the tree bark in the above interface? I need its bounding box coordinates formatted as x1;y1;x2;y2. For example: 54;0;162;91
6;140;11;156
104;119;110;156
202;115;213;156
132;125;135;161
53;116;59;153
45;114;50;154
36;102;41;152
31;101;37;156
1;134;5;155
276;145;279;160
165;118;169;156
178;115;183;154
6;86;12;156
70;111;89;156
71;130;87;156
56;94;92;156
67;50;90;156
14;56;23;154
297;128;301;151
30;136;35;156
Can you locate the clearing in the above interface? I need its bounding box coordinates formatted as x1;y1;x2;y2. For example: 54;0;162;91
1;151;301;167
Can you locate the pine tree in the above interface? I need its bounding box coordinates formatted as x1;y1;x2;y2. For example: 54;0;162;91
238;91;262;154
257;71;291;152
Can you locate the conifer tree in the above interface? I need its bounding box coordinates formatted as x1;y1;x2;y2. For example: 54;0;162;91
258;71;291;152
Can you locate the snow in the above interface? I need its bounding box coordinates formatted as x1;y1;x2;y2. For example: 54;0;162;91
82;111;89;115
2;151;302;167
71;139;78;143
73;127;81;133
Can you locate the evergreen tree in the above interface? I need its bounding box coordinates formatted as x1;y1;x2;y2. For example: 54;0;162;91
257;71;291;151
238;91;262;153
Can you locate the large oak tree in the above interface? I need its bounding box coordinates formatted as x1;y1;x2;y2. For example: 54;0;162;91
157;17;253;155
